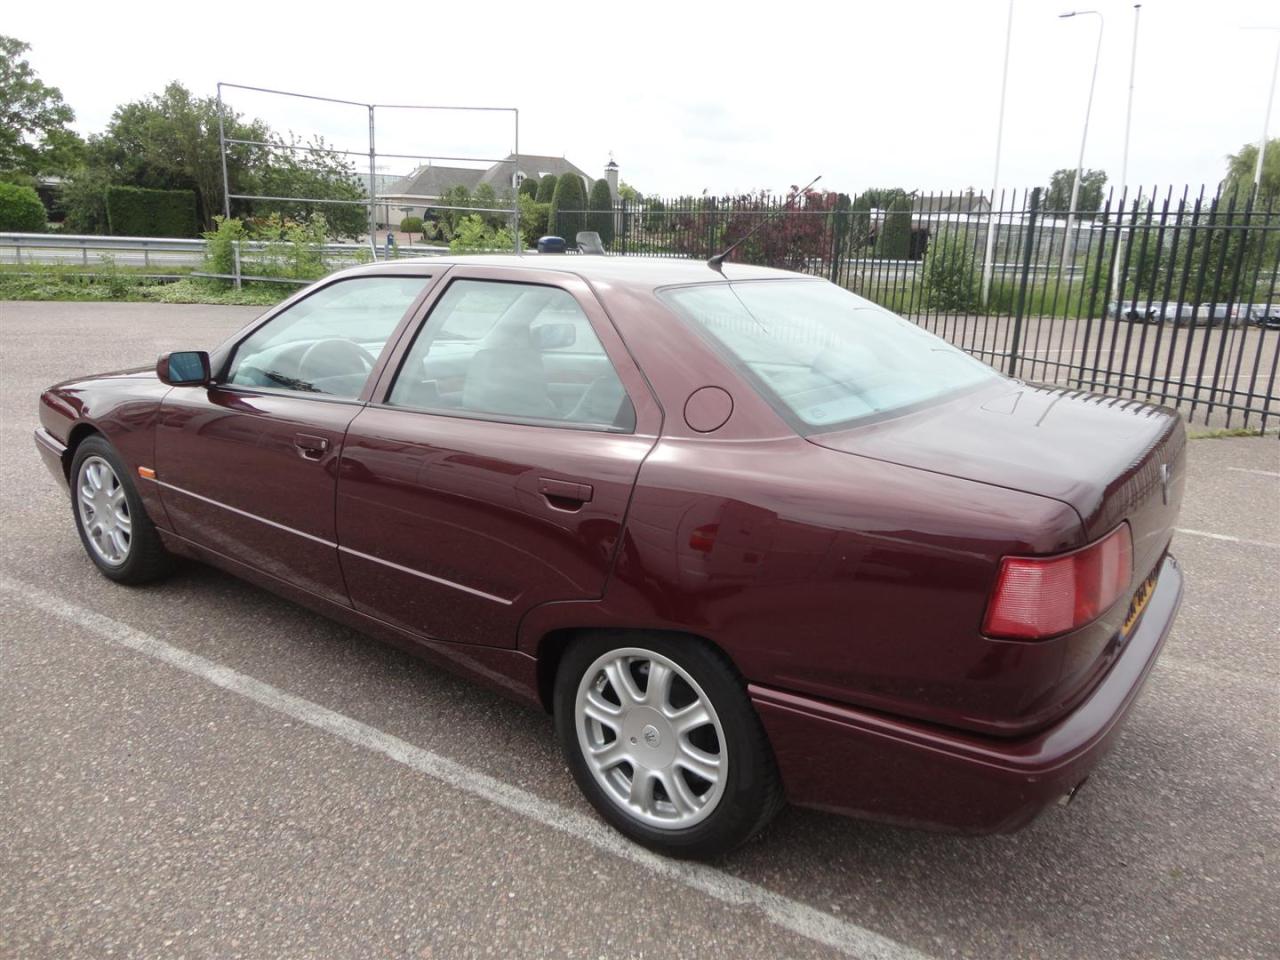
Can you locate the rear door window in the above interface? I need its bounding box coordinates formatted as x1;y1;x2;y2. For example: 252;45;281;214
385;279;636;432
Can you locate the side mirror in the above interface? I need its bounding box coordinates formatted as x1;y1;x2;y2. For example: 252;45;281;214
156;350;211;386
531;323;576;350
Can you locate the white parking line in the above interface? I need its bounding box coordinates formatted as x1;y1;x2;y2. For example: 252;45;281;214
1226;467;1280;478
0;578;932;960
1175;527;1280;550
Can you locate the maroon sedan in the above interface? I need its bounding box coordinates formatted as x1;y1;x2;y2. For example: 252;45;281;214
35;256;1185;859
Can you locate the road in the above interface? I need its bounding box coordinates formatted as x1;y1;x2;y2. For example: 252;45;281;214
1;301;1277;960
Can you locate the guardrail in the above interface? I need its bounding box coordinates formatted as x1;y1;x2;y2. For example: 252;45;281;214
0;232;450;268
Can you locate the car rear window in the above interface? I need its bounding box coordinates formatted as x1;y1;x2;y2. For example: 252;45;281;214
660;279;998;429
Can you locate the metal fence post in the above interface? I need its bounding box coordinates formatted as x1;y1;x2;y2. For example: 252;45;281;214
1007;187;1041;379
368;104;378;260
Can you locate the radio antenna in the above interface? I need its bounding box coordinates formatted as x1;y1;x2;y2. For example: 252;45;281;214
707;174;822;274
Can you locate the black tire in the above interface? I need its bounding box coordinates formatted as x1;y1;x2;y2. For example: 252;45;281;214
69;435;173;584
554;631;784;860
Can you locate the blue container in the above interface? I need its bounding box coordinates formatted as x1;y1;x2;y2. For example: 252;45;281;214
537;235;567;254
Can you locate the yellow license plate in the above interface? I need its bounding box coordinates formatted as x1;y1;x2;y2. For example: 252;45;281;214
1122;570;1159;638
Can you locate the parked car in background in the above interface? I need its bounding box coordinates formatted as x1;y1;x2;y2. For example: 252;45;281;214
1161;302;1196;325
1192;303;1240;327
1109;300;1161;323
1246;303;1280;329
34;256;1186;859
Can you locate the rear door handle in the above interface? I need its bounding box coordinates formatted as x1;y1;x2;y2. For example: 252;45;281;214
294;433;330;460
538;477;593;509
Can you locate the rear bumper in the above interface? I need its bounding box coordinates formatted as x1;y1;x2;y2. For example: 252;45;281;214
34;428;68;488
751;553;1183;833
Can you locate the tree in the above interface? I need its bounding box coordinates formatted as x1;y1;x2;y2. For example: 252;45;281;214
0;35;82;174
587;177;614;246
877;195;912;259
0;181;46;230
437;184;473;235
60;167;112;233
548;173;586;241
849;192;873;250
516;193;550;247
1222;138;1280;206
252;135;368;238
618;181;641;203
1045;168;1107;217
859;187;910;210
88;82;270;230
473;182;508;230
535;175;557;203
518;176;539;198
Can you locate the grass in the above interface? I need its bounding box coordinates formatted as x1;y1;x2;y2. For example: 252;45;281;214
1187;427;1265;439
0;263;291;306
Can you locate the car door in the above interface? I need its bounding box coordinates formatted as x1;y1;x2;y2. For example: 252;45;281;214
154;274;434;604
335;268;661;647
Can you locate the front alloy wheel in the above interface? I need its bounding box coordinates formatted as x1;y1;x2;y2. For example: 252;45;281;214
77;455;132;565
69;435;173;584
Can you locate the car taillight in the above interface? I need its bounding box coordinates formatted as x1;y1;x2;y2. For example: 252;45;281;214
983;524;1133;640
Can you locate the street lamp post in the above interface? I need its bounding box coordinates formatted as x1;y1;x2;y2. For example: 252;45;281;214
981;0;1016;306
1250;28;1280;191
1108;4;1143;313
1059;10;1104;270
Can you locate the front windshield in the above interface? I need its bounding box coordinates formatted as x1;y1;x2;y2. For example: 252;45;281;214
660;280;999;429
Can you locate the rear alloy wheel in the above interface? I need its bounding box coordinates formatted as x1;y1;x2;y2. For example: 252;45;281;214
555;634;783;859
70;436;173;584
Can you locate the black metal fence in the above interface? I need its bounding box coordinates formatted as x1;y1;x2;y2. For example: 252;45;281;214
571;185;1279;432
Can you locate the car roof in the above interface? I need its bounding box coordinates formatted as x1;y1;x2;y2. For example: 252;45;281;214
351;254;812;291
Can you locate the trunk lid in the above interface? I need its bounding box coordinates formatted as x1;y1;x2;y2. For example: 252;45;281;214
809;382;1185;574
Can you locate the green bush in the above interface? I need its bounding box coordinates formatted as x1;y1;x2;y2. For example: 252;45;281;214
587;178;615;247
517;194;550;247
203;216;247;276
105;185;198;237
877;196;912;259
535;175;557;203
923;234;979;311
0;182;47;232
548;173;586;241
518;177;539;198
399;215;424;235
448;214;514;253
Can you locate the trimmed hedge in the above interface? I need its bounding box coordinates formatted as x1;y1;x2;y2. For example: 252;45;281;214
105;186;198;238
0;182;47;232
535;175;557;203
548;173;586;242
877;195;912;259
587;177;615;246
518;177;539;198
399;215;424;234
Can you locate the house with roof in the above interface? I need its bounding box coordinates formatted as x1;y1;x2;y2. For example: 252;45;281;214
374;154;617;226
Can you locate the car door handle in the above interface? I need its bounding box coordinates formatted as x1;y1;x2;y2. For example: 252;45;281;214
538;477;593;510
294;433;330;460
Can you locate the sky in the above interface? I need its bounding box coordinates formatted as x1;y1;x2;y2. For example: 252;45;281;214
7;0;1279;198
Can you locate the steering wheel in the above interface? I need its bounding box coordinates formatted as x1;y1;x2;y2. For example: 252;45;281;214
297;338;377;383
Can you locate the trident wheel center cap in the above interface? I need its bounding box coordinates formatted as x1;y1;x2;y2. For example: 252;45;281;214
623;707;677;769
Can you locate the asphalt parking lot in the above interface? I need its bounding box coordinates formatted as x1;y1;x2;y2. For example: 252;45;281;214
1;300;1277;960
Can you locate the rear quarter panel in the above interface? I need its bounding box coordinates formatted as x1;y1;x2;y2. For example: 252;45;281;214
519;435;1086;735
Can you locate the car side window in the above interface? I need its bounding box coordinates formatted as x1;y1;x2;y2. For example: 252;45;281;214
386;279;636;432
227;276;429;399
